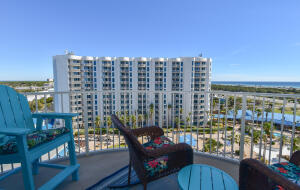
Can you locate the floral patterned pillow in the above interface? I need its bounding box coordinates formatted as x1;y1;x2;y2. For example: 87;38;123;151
143;135;174;150
269;162;300;189
144;156;169;177
0;128;69;155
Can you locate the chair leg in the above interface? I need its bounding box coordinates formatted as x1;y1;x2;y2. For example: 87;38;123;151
68;140;79;181
32;159;39;175
128;158;132;185
21;161;35;190
66;118;79;181
143;182;147;190
16;135;35;190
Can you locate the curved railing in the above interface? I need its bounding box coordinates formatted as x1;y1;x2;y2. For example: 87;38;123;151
1;90;299;174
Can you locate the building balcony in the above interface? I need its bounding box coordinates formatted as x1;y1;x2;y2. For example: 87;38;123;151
1;90;299;189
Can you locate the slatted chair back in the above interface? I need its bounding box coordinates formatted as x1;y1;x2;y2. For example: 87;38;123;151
111;115;147;158
0;85;34;134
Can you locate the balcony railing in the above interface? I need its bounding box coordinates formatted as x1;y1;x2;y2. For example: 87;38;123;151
1;90;299;175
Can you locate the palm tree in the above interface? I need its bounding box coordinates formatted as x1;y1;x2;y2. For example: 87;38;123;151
95;116;101;142
144;113;148;126
120;115;125;125
175;117;180;143
167;104;172;128
255;108;262;127
115;111;120;118
131;115;137;129
260;122;272;161
179;107;184;128
186;113;191;144
106;116;112;143
95;116;101;128
292;137;300;151
124;111;130;125
265;103;273;122
29;100;44;112
149;103;154;125
138;114;143;128
234;134;250;156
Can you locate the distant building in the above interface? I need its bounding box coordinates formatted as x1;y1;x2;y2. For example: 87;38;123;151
53;52;212;128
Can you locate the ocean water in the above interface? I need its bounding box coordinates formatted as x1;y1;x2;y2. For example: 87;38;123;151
212;81;300;89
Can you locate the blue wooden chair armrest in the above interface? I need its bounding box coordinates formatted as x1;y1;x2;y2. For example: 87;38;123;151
32;113;78;131
0;128;32;136
32;113;78;119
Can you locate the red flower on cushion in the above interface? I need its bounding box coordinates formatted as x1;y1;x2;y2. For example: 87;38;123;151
148;160;159;168
146;146;154;150
276;185;285;190
281;163;288;165
278;167;287;174
154;138;162;145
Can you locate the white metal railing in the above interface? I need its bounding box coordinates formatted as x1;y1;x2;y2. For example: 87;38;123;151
1;90;300;174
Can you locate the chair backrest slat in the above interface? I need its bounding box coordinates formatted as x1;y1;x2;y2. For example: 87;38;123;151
6;87;27;128
0;85;34;130
18;94;34;129
111;115;147;158
0;104;7;128
0;86;18;129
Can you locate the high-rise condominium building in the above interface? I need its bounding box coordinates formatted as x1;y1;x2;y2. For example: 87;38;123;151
53;52;212;128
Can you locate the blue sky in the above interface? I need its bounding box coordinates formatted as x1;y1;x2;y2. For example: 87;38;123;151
0;0;300;81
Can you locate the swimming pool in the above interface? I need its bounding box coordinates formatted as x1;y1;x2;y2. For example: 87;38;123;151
273;133;281;137
179;134;197;146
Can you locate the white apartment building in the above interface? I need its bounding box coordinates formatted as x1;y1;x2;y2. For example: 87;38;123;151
53;52;212;128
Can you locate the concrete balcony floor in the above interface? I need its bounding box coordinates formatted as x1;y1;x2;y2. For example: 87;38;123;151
0;150;239;190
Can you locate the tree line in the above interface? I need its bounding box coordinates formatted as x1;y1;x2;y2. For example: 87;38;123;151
212;84;300;94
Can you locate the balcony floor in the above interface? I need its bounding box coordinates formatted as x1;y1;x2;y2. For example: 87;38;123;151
0;150;239;190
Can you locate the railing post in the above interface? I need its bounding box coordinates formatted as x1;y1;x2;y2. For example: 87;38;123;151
83;93;90;155
239;94;247;161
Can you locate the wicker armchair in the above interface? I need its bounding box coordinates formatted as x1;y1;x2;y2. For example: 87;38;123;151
239;151;300;190
111;114;193;190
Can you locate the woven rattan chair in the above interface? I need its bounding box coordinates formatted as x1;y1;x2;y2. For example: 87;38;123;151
111;114;193;190
239;151;300;190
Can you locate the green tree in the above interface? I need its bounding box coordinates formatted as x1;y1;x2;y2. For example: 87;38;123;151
95;116;101;143
265;103;273;122
95;116;101;128
138;114;143;128
131;115;137;129
203;139;223;152
175;117;180;143
120;115;125;125
168;104;172;128
29;99;44;112
106;116;112;142
144;113;148;126
149;103;154;125
292;137;300;151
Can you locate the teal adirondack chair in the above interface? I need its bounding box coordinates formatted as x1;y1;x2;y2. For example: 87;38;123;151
0;85;80;190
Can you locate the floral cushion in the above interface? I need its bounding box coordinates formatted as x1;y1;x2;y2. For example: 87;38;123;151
142;136;174;176
0;128;69;155
144;156;169;177
269;162;300;189
143;135;174;150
